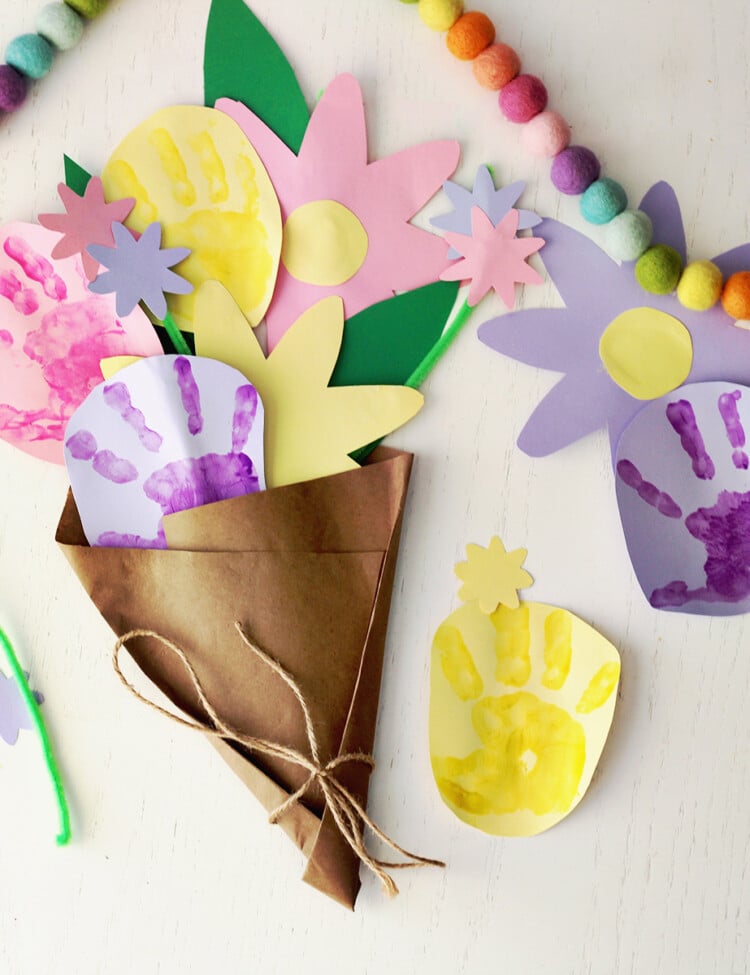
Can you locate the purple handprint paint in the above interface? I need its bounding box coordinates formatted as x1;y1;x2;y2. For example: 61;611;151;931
65;355;266;548
616;381;750;616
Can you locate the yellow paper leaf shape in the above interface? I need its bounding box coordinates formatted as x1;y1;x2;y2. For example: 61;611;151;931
101;106;281;336
430;599;620;837
193;282;424;488
455;536;533;613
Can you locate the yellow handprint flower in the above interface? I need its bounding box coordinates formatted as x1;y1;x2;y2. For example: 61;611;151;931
430;539;620;836
101;106;281;337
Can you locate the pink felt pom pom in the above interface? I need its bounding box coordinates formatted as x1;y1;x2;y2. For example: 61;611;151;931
521;110;570;157
498;74;547;123
550;145;601;195
0;64;29;112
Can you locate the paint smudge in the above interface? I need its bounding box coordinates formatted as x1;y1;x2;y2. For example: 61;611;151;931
174;356;203;434
718;389;749;470
0;270;38;315
4;236;67;301
666;399;715;479
231;385;259;453
616;459;682;518
103;382;163;452
144;452;259;515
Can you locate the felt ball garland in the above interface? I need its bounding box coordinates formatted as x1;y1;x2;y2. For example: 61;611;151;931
0;1;110;114
406;0;750;318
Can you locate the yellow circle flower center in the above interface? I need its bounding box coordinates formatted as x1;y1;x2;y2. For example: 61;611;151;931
599;306;693;400
281;199;368;286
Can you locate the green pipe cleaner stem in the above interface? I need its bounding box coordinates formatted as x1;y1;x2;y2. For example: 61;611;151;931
404;296;474;389
162;311;192;356
0;626;71;846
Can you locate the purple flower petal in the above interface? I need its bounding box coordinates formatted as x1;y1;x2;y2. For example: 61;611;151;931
639;182;687;264
517;372;616;457
478;308;597;373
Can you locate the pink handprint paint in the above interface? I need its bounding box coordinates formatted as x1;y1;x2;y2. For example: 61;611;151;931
64;355;266;548
0;222;162;464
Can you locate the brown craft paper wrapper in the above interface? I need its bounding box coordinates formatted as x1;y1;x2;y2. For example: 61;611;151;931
56;447;412;910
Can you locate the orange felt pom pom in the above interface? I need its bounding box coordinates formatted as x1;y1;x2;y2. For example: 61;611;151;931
446;11;496;60
721;271;750;319
472;42;520;89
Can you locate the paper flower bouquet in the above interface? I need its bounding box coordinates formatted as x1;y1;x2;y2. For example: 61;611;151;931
0;0;499;908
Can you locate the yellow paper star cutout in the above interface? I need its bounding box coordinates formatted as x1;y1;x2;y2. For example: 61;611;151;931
192;281;423;488
454;536;533;614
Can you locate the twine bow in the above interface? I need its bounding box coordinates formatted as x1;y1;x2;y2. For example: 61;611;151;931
113;623;444;897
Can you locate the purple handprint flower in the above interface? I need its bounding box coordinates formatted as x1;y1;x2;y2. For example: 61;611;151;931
0;669;43;747
615;381;750;616
64;355;266;548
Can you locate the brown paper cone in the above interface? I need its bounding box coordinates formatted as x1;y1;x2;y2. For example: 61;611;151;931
56;447;413;910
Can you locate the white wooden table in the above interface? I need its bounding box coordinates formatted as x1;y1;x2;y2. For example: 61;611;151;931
1;1;748;972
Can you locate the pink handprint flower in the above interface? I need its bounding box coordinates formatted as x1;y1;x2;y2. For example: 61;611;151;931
0;222;162;464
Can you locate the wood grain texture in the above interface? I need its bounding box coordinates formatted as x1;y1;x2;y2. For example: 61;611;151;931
0;1;749;972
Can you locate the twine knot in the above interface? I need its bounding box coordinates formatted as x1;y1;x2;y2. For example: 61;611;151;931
113;623;444;897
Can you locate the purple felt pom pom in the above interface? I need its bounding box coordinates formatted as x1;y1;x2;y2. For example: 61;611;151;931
0;64;29;112
550;146;601;196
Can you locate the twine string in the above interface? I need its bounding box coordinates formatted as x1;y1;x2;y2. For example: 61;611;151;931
112;623;444;896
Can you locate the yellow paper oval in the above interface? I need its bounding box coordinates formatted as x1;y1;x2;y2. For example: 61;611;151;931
430;600;620;836
102;105;282;334
281;200;368;286
599;306;693;400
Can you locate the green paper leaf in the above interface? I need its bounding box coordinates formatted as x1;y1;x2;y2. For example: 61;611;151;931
330;281;461;388
63;154;93;196
204;0;309;153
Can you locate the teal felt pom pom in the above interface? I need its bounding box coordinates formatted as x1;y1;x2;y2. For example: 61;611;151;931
605;209;653;263
580;178;627;225
37;4;85;51
6;33;55;80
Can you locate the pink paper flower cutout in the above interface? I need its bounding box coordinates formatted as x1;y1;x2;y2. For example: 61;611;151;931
218;74;460;350
39;177;135;283
441;207;545;309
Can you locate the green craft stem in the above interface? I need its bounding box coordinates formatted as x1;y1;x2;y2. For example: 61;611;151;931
0;626;71;846
405;296;474;389
162;311;192;356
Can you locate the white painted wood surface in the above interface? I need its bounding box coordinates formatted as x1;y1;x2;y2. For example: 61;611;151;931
0;1;749;972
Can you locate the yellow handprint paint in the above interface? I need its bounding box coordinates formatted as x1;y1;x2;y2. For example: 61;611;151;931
102;106;281;336
430;537;620;837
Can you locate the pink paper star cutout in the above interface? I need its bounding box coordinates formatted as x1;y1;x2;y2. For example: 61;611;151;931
39;177;135;283
440;207;545;308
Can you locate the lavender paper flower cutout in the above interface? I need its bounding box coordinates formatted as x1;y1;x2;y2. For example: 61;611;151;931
0;669;43;746
432;165;541;259
88;221;192;319
478;182;750;460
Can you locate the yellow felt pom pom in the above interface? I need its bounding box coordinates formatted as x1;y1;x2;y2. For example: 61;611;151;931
676;259;724;311
418;0;464;32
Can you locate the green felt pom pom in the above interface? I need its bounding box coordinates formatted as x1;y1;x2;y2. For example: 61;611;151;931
580;178;627;225
635;245;684;295
64;0;109;19
6;33;55;80
677;259;723;311
37;3;84;51
605;209;653;263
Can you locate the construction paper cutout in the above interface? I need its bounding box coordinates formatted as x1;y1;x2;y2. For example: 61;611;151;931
39;178;134;282
204;0;309;153
100;355;140;379
0;222;161;464
88;222;192;319
478;183;750;459
101;105;282;335
0;669;43;746
454;538;533;613
430;541;620;836
432;165;541;259
441;208;544;308
330;280;460;387
599;307;692;400
193;281;424;488
615;380;750;616
63;154;92;197
639;181;687;265
65;355;265;548
218;73;460;350
282;200;369;286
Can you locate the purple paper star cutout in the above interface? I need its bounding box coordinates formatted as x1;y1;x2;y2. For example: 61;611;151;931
88;221;192;319
432;164;541;259
0;669;43;746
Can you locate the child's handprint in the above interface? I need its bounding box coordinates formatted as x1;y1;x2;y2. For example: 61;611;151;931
616;381;750;615
430;600;620;836
0;222;162;463
64;355;265;548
